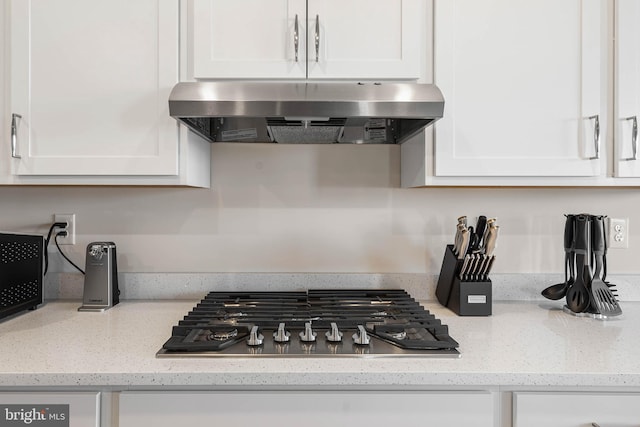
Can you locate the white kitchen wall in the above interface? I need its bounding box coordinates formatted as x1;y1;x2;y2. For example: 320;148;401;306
1;143;639;276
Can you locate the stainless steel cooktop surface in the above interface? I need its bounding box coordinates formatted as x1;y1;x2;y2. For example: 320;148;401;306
157;289;460;358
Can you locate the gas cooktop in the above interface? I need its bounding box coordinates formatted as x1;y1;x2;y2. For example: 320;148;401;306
157;289;460;358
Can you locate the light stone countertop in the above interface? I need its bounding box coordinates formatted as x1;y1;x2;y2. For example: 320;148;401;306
0;299;638;390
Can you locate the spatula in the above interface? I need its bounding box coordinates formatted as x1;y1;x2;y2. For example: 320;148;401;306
590;216;622;316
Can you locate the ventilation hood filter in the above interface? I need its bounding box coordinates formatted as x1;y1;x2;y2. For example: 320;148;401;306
169;82;444;144
267;125;344;144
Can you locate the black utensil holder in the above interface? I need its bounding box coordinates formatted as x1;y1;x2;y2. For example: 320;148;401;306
435;245;492;316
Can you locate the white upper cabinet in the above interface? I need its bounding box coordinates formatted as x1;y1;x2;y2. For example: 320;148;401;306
0;1;8;183
7;0;209;186
192;0;422;80
193;0;306;79
305;0;421;80
432;0;604;178
614;0;640;177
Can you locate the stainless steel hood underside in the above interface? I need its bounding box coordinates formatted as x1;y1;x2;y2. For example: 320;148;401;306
168;82;444;144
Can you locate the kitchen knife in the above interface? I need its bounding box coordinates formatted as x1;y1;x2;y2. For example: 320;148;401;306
453;226;460;255
454;216;467;255
458;229;470;259
465;254;475;280
482;218;496;248
484;224;500;256
471;255;481;280
471;215;487;252
459;255;471;280
474;254;485;280
453;223;465;256
477;255;490;280
464;254;477;280
484;255;496;277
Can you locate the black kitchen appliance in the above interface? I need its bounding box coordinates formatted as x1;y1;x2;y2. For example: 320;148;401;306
157;289;459;358
0;232;44;320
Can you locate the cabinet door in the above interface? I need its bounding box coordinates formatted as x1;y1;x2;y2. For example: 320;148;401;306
514;392;640;426
192;0;306;79
307;0;422;80
0;1;9;183
10;0;180;176
0;392;100;427
119;391;495;427
614;0;640;177
434;0;603;177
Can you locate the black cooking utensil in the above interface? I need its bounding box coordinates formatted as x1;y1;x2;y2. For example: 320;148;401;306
542;214;575;300
590;215;622;316
566;215;592;313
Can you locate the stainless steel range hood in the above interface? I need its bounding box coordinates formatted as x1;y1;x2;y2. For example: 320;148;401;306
168;82;444;144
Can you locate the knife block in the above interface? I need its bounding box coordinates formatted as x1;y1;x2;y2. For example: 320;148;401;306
435;245;492;316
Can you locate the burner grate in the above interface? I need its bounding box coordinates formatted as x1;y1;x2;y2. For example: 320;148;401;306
159;289;459;358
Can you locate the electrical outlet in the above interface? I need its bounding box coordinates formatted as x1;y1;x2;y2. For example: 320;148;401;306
608;217;629;249
54;214;76;245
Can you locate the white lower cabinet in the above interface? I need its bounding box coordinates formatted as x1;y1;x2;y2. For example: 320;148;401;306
513;392;640;427
118;391;495;427
4;389;640;426
0;392;100;427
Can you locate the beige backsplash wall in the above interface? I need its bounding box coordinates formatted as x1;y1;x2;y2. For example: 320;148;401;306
1;143;639;275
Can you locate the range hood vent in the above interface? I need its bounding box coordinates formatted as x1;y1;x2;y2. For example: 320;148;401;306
169;82;444;144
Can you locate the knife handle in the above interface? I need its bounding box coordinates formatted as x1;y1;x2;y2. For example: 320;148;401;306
483;218;496;246
484;225;499;256
458;229;470;259
573;215;590;256
474;216;487;250
454;223;465;255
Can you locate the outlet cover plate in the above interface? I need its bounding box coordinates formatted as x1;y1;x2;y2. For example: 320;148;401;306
608;217;629;249
54;214;76;245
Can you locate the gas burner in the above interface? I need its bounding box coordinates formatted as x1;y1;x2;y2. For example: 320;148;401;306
209;328;238;341
387;330;407;340
158;289;460;358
